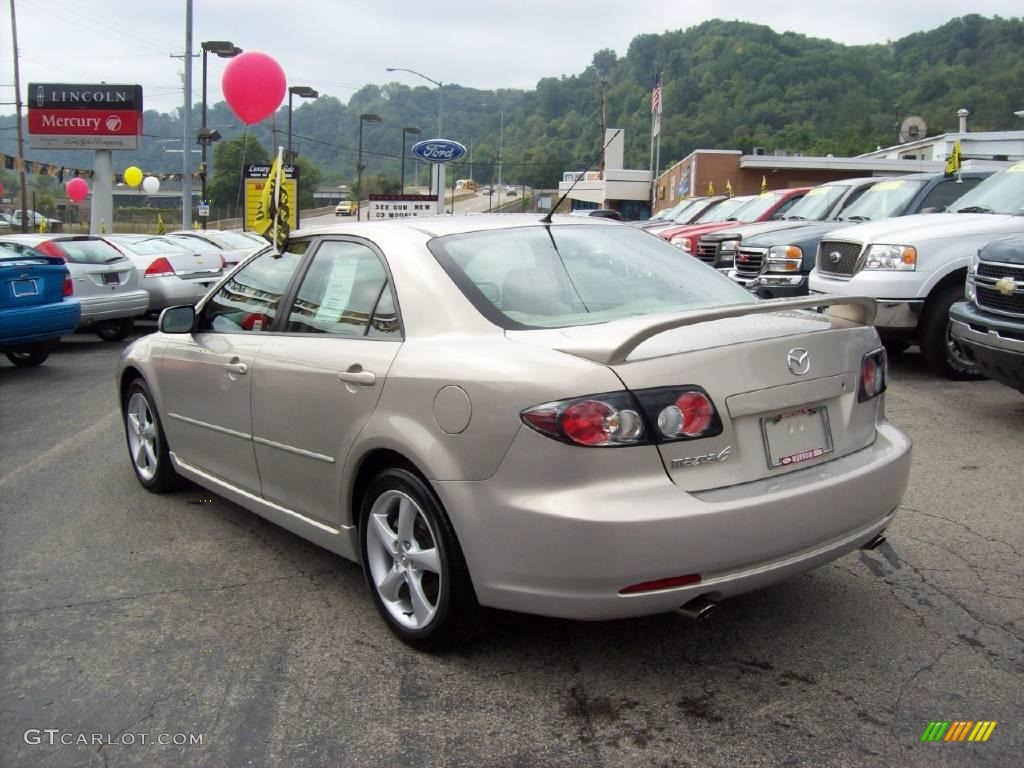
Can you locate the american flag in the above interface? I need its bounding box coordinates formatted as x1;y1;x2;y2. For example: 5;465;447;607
651;72;662;115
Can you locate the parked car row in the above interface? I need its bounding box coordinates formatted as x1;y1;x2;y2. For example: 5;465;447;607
641;164;1024;386
0;229;265;366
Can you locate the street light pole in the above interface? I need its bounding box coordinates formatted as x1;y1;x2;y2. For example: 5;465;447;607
357;113;382;222
385;67;442;135
287;85;318;160
401;126;420;194
199;40;240;229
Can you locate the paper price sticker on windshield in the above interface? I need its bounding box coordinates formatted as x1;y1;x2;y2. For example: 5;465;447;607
869;180;906;191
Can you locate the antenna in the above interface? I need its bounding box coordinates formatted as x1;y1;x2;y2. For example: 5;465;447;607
540;129;623;224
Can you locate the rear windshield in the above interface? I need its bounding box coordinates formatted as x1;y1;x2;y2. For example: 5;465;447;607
117;237;190;256
694;197;754;223
50;238;127;264
429;224;755;330
168;236;222;254
213;231;259;249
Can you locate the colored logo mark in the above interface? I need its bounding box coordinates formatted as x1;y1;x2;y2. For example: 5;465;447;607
921;721;997;742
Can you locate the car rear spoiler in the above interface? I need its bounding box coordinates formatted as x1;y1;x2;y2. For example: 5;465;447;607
556;296;877;365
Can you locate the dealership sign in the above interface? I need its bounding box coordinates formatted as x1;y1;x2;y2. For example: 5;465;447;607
368;194;438;219
411;139;466;163
28;83;143;150
243;163;299;232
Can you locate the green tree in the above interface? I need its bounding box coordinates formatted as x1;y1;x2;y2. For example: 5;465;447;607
292;155;323;210
208;135;269;219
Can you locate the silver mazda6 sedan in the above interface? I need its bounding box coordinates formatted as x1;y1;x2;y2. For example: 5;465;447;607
118;215;911;649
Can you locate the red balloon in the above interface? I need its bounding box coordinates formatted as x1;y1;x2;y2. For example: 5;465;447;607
221;51;287;125
66;177;89;203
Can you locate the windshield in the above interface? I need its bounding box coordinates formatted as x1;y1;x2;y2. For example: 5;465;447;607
838;179;926;221
429;224;755;330
670;198;710;222
781;184;848;221
949;163;1024;215
730;192;784;222
652;199;691;221
694;196;754;223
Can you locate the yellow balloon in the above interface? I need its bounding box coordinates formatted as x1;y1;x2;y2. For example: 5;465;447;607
123;166;143;187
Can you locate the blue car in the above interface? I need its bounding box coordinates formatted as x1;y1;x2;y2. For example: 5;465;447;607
1;241;81;367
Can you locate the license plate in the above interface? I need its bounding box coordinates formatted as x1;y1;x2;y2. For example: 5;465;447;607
12;279;39;297
761;405;833;468
103;272;120;285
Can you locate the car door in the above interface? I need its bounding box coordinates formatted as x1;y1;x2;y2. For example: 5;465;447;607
251;238;403;527
159;244;308;492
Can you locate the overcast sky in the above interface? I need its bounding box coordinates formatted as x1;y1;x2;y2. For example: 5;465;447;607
3;0;1021;116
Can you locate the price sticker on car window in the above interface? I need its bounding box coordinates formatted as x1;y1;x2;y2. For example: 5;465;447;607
806;187;831;196
1009;161;1024;173
869;180;906;191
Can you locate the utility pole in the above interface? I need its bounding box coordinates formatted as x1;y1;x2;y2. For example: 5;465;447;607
9;0;29;232
182;0;194;229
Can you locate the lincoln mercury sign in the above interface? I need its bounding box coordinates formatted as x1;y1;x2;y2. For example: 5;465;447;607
28;83;143;150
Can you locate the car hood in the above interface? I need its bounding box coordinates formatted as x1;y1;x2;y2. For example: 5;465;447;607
979;234;1024;264
704;220;819;242
823;212;1023;244
743;222;839;248
660;221;748;240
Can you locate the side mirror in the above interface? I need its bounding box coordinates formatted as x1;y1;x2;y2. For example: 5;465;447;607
159;305;196;334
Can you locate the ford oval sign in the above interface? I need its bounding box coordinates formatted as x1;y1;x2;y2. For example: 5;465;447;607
411;139;467;164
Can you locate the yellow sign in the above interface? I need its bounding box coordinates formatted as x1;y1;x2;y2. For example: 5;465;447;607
869;180;906;192
244;162;299;233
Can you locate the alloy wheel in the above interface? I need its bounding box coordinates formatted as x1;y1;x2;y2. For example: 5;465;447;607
365;490;443;629
126;391;159;482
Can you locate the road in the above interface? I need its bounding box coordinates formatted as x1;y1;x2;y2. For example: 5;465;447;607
1;333;1021;767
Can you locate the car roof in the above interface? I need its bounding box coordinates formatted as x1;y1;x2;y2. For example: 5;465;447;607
290;213;615;240
0;233;103;245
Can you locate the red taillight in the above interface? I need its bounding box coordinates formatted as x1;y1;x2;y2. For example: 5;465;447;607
144;257;175;278
521;394;645;447
36;241;66;260
657;391;714;438
63;273;73;296
220;255;227;270
620;574;701;594
859;348;887;401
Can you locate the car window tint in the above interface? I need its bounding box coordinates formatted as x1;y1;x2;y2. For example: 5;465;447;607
198;245;305;332
286;240;397;337
919;178;982;211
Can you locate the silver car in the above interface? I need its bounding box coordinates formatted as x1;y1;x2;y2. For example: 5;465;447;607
2;234;148;341
118;215;911;649
105;235;223;312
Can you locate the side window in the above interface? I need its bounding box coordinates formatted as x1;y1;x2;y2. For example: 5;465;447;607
919;178;982;211
286;240;401;338
198;243;307;332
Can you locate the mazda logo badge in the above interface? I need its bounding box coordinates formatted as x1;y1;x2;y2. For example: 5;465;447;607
829;251;842;264
787;348;810;375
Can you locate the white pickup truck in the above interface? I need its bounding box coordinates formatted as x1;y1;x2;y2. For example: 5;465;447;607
809;163;1024;378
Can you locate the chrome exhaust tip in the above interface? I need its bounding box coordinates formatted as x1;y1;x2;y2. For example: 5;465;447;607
861;533;887;551
675;596;718;621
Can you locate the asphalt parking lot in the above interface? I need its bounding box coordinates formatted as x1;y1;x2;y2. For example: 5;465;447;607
1;328;1022;768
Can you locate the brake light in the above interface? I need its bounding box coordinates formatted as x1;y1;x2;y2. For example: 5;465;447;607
220;255;228;270
521;386;722;447
63;273;73;296
36;241;66;260
858;348;887;401
144;257;175;278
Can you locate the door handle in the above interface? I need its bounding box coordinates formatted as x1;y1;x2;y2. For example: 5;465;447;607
224;358;248;375
337;366;376;386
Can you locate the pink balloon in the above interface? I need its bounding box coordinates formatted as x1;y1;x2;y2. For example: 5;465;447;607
66;177;89;203
221;51;286;125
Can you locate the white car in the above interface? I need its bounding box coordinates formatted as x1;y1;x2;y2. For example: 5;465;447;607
105;235;223;312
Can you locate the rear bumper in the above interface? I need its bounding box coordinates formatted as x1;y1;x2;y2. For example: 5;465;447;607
950;301;1024;392
436;422;912;620
0;299;81;346
77;289;149;323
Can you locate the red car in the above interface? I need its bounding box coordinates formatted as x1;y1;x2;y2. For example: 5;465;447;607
659;188;810;254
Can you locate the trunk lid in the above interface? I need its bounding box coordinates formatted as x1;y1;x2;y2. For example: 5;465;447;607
508;299;881;492
0;254;66;309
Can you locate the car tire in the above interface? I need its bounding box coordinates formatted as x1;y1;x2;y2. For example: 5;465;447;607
359;467;482;651
5;340;54;367
919;284;984;380
123;379;185;492
96;317;135;342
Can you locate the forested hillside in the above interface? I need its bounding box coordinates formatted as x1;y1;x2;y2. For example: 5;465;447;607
3;14;1022;194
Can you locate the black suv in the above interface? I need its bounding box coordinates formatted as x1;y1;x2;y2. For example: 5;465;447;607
950;235;1024;394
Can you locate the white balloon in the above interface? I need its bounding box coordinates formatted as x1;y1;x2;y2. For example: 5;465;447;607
142;176;160;193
